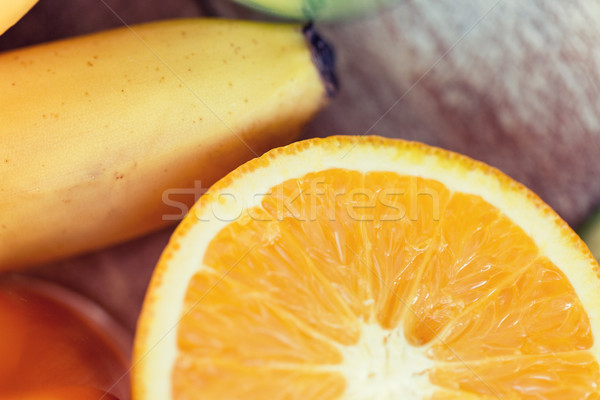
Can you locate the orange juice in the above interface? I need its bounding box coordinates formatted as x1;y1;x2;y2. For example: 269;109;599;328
0;277;130;399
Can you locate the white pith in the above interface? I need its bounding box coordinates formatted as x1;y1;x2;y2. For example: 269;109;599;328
335;323;435;400
136;138;600;399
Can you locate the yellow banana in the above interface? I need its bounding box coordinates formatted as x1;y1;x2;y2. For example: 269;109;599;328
0;0;37;35
233;0;396;20
0;19;334;269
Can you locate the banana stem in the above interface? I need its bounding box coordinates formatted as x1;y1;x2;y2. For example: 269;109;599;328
303;23;338;97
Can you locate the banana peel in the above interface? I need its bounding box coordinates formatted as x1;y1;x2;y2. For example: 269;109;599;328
0;19;336;269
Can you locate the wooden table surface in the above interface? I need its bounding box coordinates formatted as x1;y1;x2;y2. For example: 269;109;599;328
2;0;600;357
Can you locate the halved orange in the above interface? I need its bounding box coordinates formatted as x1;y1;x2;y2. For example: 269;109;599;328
133;136;600;399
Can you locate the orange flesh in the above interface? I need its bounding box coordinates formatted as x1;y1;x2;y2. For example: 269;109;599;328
174;169;598;399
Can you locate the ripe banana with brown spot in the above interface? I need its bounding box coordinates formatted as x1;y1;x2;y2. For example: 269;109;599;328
0;19;335;269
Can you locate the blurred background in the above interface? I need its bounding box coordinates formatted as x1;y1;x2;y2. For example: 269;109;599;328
1;0;600;360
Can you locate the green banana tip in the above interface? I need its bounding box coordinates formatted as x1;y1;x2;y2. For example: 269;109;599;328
303;23;338;97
